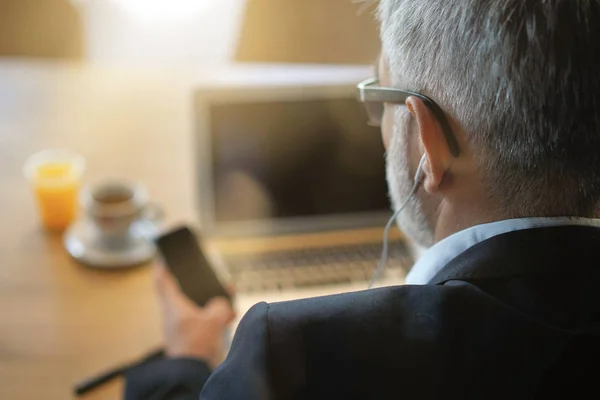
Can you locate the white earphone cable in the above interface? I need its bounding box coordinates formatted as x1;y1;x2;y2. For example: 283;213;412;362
368;155;426;288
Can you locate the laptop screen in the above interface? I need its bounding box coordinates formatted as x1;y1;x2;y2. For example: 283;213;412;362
209;97;390;224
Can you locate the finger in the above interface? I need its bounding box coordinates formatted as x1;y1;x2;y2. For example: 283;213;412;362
153;259;169;294
204;297;236;325
154;265;166;295
225;283;236;297
155;267;192;309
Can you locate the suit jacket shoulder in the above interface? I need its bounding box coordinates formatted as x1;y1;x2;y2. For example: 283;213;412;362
202;226;600;399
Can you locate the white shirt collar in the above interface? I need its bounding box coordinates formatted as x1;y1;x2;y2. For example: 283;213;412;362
404;217;600;285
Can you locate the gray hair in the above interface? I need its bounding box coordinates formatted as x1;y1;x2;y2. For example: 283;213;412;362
379;0;600;217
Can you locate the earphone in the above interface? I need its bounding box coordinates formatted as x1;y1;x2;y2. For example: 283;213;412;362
368;154;427;288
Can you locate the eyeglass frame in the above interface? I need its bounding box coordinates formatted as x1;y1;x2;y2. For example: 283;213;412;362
356;78;460;157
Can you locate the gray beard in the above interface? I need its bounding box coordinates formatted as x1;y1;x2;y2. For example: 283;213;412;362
386;112;435;248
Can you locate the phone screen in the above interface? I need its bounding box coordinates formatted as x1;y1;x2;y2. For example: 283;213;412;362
154;226;231;307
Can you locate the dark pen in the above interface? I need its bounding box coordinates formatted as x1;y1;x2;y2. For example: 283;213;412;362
74;348;165;396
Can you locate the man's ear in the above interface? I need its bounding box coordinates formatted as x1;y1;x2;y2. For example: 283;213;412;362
405;96;452;194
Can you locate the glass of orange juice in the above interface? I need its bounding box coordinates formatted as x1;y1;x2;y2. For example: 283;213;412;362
24;149;86;232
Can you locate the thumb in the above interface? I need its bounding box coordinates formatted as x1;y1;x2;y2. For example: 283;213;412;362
155;266;191;309
204;297;236;326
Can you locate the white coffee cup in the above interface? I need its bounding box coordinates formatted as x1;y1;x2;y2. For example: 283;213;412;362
81;181;162;248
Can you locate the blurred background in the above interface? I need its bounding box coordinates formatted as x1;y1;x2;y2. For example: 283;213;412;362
0;0;382;237
0;2;392;399
0;0;379;65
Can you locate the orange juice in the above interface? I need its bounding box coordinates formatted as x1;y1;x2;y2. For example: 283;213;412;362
33;163;80;231
24;150;85;232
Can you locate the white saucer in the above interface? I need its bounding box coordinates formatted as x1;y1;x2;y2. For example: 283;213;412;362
64;219;158;269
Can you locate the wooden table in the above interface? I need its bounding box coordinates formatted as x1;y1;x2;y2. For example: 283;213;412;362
0;60;199;399
0;60;405;399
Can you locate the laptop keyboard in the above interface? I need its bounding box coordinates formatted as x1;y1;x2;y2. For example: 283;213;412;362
223;241;413;293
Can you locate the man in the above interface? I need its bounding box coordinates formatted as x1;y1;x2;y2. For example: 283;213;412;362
126;0;600;398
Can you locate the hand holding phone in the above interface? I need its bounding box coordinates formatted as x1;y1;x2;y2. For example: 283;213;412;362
155;226;231;306
154;226;235;366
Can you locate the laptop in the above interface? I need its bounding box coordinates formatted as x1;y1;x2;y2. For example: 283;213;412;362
192;64;413;299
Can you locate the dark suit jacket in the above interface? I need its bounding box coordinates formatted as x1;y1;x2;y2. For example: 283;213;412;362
126;226;600;399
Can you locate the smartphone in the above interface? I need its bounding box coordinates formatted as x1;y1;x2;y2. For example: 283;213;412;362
154;226;231;307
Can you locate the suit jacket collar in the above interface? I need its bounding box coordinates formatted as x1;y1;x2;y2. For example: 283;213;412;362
407;217;600;285
429;225;600;285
